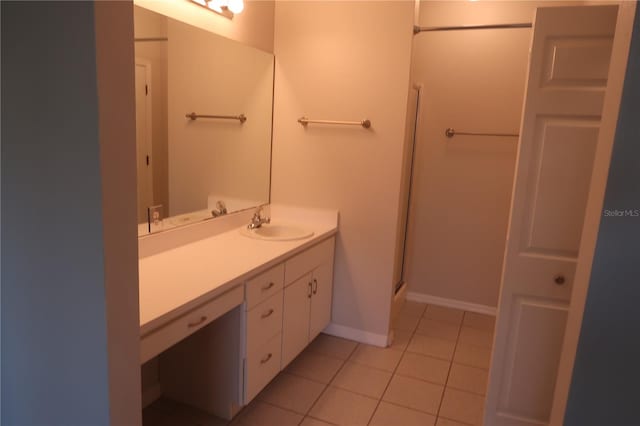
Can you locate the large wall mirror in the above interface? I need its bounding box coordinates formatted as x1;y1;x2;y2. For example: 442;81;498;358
133;5;274;236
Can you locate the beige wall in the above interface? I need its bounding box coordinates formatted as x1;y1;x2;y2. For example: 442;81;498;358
134;0;275;53
405;1;584;308
1;2;140;423
167;18;273;216
94;2;143;423
134;6;170;213
271;1;415;339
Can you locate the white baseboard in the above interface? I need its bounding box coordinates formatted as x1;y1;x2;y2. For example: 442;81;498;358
324;323;389;347
406;292;497;316
141;383;162;409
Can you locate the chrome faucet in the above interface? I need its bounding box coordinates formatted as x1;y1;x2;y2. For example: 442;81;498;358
211;200;228;218
248;206;270;230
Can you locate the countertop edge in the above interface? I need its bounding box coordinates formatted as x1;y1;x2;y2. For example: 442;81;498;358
139;227;338;336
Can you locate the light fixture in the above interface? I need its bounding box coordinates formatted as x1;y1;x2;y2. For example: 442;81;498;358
207;0;224;13
227;0;244;14
189;0;243;19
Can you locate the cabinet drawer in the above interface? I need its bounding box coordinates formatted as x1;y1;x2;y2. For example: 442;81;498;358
246;264;285;309
245;332;282;403
285;237;335;285
246;292;283;354
140;285;244;364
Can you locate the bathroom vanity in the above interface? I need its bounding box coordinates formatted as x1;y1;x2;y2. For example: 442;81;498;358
138;206;338;419
132;5;338;420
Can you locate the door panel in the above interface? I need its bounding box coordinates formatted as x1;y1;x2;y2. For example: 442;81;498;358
524;119;599;256
498;298;568;422
309;261;334;341
281;273;312;368
486;6;617;426
542;37;613;86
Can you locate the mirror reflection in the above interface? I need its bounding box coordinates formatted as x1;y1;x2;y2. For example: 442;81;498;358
133;6;274;236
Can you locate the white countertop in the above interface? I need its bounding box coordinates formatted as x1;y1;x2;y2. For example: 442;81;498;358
138;205;339;336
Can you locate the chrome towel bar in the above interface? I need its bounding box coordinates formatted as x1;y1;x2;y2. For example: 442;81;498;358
186;112;247;123
445;128;519;138
298;116;371;129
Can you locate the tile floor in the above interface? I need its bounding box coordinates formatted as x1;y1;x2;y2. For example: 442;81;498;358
143;302;495;426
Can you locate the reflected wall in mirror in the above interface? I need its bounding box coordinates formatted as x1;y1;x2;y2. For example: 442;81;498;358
133;5;274;236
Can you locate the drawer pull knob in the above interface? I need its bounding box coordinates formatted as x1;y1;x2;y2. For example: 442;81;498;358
260;353;273;364
554;275;566;285
262;282;275;291
312;278;318;295
187;315;208;328
261;308;275;319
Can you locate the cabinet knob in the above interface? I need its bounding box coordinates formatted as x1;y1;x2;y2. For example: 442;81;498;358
554;275;566;285
261;308;275;319
262;282;275;291
307;282;312;298
260;353;273;364
312;278;318;295
187;315;207;328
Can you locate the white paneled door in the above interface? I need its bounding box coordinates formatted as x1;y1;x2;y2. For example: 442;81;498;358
485;6;617;426
135;60;154;224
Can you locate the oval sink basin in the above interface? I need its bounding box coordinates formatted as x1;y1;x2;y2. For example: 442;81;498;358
240;224;314;241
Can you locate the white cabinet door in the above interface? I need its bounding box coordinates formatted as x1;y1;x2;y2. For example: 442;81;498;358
309;262;333;341
281;273;312;367
485;6;617;426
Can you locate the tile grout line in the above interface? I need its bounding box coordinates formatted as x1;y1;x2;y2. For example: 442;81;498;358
366;305;425;426
436;309;492;425
434;310;465;421
297;341;360;425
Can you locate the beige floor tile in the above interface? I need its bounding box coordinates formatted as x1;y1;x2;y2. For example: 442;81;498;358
439;388;484;425
286;350;344;383
407;334;456;360
309;387;378;426
142;403;180;426
394;312;421;331
307;334;358;360
400;300;428;317
300;417;334;426
331;361;392;399
370;402;436;426
390;328;412;351
145;398;227;426
349;344;403;372
257;373;325;414
382;375;444;415
416;318;460;341
447;364;488;395
435;417;470;426
179;405;228;426
233;401;302;426
453;343;492;369
462;312;496;332
396;352;451;385
424;305;464;325
458;327;493;349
